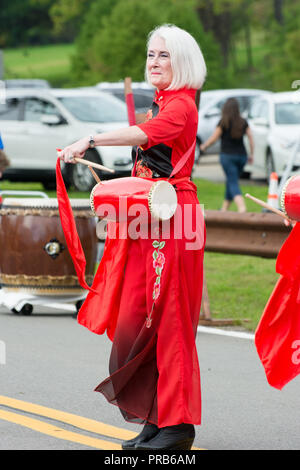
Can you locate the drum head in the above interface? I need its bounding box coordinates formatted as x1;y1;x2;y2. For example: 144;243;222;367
148;181;177;221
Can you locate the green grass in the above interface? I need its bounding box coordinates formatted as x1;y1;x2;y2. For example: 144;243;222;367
194;177;269;212
203;251;277;332
3;43;75;87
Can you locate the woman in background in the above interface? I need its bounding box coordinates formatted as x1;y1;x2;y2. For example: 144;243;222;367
201;97;254;213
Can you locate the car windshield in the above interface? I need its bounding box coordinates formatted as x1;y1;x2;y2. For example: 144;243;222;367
275;102;300;124
58;94;128;122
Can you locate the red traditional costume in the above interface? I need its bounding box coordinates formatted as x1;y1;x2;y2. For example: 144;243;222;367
255;222;300;389
57;88;205;427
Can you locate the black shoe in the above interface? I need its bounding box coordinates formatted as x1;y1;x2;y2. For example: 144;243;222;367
135;423;195;450
122;423;159;450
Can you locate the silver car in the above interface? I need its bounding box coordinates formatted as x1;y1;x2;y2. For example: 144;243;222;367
245;91;300;180
196;88;271;162
0;88;133;191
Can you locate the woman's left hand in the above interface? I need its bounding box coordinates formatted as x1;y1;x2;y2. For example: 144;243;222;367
57;137;89;164
247;154;253;164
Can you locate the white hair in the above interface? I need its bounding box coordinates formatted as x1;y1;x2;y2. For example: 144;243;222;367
145;24;207;90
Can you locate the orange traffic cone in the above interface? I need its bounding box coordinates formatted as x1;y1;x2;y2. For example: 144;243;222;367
267;172;279;209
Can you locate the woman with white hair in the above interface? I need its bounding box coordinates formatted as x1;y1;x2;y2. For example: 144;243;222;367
58;24;206;451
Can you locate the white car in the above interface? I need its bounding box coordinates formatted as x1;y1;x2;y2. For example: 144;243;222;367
0;88;133;191
245;91;300;180
196;88;271;161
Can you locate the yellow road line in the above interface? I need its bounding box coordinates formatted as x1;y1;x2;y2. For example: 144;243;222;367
0;409;121;450
0;394;136;440
0;395;203;450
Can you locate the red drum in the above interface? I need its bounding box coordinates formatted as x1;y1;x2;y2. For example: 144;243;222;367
0;198;98;295
90;176;178;222
281;175;300;221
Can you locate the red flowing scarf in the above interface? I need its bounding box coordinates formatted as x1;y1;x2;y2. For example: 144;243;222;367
55;158;98;294
255;222;300;389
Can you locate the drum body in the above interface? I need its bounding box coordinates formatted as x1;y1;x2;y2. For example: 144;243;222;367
0;198;98;295
281;175;300;221
90;176;177;222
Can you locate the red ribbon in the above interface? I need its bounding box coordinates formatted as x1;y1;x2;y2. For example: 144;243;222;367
55;157;98;294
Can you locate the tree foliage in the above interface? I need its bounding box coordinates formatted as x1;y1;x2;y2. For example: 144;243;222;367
1;0;300;92
0;0;54;47
70;0;223;89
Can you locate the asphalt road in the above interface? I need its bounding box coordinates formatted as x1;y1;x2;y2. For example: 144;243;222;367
1;303;300;451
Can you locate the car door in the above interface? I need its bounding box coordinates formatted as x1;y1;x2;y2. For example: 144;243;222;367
248;98;270;172
0;97;27;168
199;97;227;153
22;97;69;169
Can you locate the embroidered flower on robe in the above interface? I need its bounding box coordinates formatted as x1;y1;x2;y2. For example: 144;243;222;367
152;240;165;300
135;159;153;178
153;251;165;270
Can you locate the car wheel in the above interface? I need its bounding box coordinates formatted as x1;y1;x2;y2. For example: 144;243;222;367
266;150;275;182
42;180;57;190
70;149;103;192
11;303;33;315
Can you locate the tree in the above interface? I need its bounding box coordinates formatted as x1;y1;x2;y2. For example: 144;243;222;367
196;0;246;68
70;0;223;89
273;0;284;25
0;0;54;47
49;0;95;40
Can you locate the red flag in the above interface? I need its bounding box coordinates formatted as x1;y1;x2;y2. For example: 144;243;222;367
55;157;98;294
255;222;300;389
125;93;136;126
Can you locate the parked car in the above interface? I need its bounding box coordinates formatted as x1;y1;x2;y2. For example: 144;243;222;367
243;91;300;180
196;88;271;162
4;79;51;89
96;81;154;114
0;88;133;191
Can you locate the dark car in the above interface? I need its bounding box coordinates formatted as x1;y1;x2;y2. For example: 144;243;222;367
96;82;154;114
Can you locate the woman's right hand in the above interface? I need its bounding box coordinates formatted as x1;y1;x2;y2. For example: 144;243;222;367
57;137;89;164
284;218;297;228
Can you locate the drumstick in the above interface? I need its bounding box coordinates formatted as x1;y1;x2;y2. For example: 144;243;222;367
88;165;101;183
74;157;115;174
245;193;290;221
56;149;115;174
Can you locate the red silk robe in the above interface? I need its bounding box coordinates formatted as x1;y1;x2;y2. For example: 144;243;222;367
57;88;206;427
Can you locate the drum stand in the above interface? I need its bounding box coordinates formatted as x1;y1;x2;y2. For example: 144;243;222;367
0;289;85;315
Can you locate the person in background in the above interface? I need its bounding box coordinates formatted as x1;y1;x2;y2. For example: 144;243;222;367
200;97;254;213
0;134;10;179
